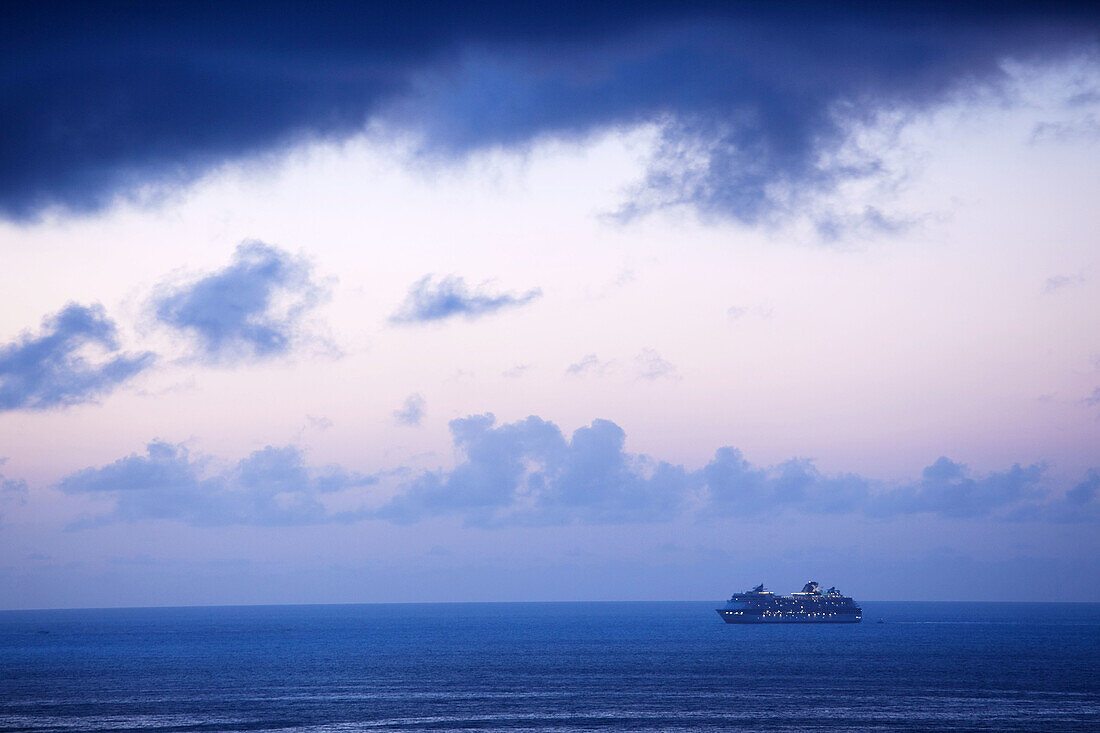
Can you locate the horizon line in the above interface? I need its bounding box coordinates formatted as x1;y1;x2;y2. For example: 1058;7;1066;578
4;598;1099;613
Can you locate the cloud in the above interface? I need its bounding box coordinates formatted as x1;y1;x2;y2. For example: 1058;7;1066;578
1;460;29;515
380;416;1098;526
355;7;1100;225
153;241;327;363
377;414;694;526
1043;273;1086;294
0;470;28;525
1030;114;1100;143
48;416;1100;528
306;415;333;432
1083;387;1100;407
635;349;678;380
866;457;1045;519
1067;469;1100;505
60;441;375;527
814;206;918;242
389;275;541;324
502;364;531;378
566;354;611;376
3;4;1096;222
1009;468;1100;523
1;474;26;499
727;305;773;321
705;451;1064;521
394;393;426;426
704;448;871;516
0;303;154;411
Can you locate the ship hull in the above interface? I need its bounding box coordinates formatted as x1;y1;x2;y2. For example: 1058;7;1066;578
716;609;861;624
717;583;862;624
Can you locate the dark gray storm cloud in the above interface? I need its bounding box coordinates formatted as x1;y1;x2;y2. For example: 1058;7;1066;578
3;2;1097;223
0;304;154;411
390;276;541;324
60;441;375;527
153;241;326;363
55;416;1099;528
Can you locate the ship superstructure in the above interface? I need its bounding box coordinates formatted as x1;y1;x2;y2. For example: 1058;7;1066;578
717;582;862;624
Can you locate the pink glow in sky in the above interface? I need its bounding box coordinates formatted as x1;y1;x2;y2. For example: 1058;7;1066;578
1;4;1098;607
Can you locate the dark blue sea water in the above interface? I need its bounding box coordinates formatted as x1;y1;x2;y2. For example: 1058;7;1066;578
1;602;1098;732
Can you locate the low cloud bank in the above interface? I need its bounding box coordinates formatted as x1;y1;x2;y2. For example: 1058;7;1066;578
377;415;691;526
61;441;375;527
1;464;29;523
57;414;1099;528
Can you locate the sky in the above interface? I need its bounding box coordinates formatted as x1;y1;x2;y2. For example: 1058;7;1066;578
1;2;1099;608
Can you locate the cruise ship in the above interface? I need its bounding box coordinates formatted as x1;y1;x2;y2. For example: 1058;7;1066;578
717;582;862;624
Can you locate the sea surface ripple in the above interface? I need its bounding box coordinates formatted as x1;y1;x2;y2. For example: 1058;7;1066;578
2;601;1098;732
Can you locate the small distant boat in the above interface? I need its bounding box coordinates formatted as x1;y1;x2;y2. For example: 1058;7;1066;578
876;618;885;624
716;581;862;624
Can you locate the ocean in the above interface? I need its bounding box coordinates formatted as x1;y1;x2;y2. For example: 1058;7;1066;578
1;601;1097;732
